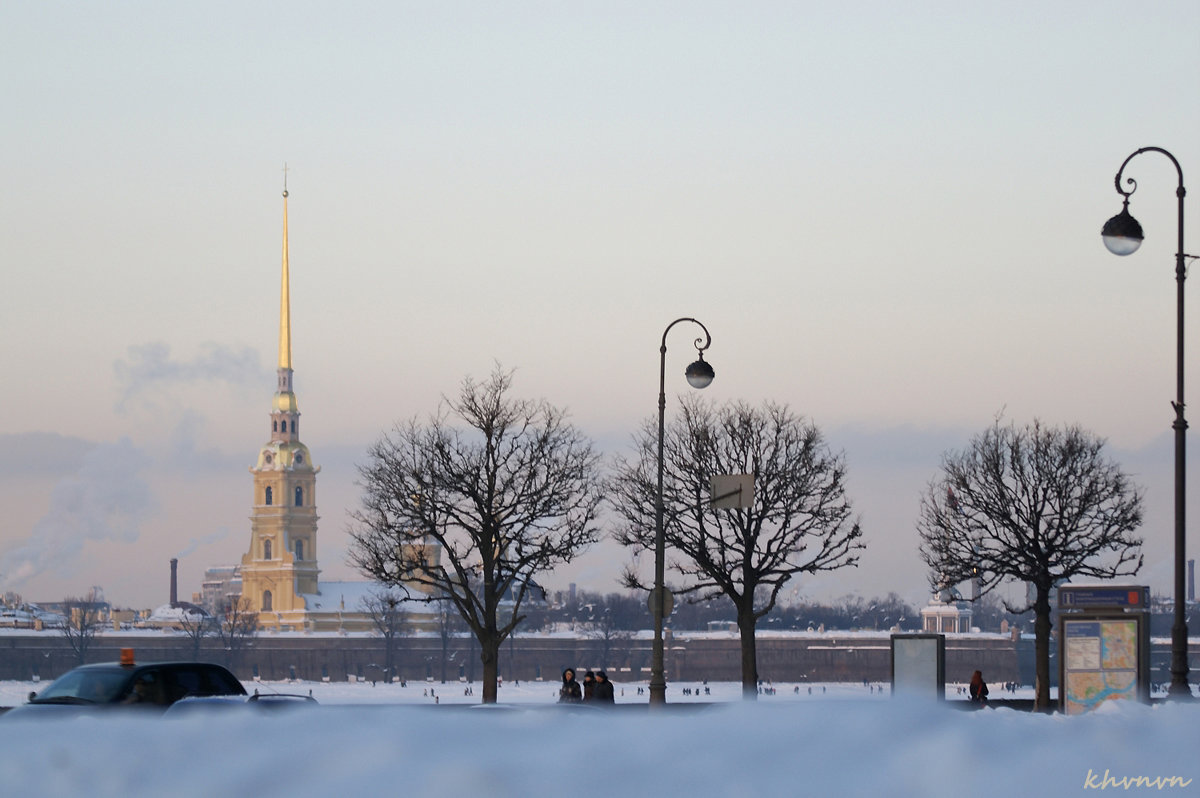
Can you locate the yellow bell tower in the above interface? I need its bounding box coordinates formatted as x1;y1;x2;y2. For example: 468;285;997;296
240;173;322;631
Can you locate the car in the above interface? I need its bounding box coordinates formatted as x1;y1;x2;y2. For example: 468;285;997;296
4;649;246;719
163;690;318;717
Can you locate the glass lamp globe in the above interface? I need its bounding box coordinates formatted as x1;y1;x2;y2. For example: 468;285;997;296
1102;207;1144;256
684;356;715;389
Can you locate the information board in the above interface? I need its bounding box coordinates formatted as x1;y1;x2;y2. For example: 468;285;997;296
1058;585;1148;609
1061;617;1141;714
890;634;944;700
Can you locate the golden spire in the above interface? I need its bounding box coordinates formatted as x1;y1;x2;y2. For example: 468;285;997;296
279;165;292;370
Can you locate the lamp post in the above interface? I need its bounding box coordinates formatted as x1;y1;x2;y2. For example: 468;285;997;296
1102;146;1193;699
650;317;714;707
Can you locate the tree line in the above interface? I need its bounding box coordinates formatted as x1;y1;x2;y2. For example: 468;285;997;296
346;367;1144;708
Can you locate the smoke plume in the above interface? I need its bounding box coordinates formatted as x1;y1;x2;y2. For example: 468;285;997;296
0;438;155;587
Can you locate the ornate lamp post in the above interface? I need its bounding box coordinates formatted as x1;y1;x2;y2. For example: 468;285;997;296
1102;147;1193;699
650;318;714;707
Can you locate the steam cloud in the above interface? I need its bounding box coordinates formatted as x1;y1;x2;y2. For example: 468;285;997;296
114;341;264;410
0;438;155;588
176;528;229;559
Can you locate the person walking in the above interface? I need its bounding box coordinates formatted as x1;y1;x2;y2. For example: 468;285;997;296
969;670;989;705
559;668;582;703
582;670;596;702
594;670;615;704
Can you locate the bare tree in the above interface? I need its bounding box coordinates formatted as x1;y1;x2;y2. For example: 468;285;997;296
61;589;105;666
917;418;1144;710
176;607;213;659
433;597;467;684
349;367;604;703
612;397;863;698
582;605;634;668
212;596;258;673
360;589;408;684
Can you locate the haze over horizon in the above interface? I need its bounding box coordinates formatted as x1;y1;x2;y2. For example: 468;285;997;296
2;2;1197;611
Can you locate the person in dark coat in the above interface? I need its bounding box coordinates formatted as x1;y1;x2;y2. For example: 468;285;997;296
559;668;582;703
594;670;615;704
582;670;596;702
969;670;989;704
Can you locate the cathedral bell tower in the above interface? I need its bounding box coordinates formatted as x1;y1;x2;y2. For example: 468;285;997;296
240;175;321;631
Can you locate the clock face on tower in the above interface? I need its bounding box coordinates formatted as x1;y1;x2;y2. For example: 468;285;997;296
263;452;273;465
295;452;304;465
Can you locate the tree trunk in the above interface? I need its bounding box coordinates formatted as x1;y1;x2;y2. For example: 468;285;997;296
1033;585;1053;711
480;637;500;703
738;608;758;700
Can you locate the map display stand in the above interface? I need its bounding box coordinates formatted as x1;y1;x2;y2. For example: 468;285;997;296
890;633;945;700
1057;585;1151;714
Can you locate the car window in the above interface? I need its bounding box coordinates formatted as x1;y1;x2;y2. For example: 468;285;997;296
120;670;169;706
37;669;130;703
203;667;246;696
167;667;206;702
166;665;245;701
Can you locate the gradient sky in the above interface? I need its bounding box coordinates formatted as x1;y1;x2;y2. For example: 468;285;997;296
2;2;1198;612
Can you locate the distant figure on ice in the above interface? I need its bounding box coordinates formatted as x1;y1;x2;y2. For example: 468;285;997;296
582;670;596;702
969;670;989;705
594;671;615;704
559;668;582;703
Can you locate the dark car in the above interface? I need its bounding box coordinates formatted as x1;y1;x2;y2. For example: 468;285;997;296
5;655;246;719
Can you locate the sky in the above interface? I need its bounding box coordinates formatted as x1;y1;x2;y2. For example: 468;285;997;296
2;2;1199;611
0;679;1197;797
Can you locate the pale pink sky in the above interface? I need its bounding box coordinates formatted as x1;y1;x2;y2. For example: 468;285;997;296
1;1;1197;609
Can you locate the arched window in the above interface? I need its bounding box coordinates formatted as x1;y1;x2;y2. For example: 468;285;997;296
265;486;273;506
262;590;273;611
295;486;303;506
263;539;272;560
272;420;278;432
290;420;296;435
294;539;304;561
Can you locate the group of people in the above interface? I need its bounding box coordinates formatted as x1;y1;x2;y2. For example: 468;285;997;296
559;668;615;704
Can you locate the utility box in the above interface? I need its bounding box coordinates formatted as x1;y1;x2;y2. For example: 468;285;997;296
890;633;945;700
1058;584;1151;714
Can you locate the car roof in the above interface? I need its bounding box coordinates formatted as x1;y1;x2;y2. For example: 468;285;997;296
71;661;234;673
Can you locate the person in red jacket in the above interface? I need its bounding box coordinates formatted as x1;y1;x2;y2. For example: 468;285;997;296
969;670;989;705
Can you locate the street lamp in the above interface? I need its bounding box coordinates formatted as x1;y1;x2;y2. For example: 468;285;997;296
1102;146;1193;699
650;317;714;707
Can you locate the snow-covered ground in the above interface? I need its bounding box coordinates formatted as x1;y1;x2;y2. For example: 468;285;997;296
0;679;1196;797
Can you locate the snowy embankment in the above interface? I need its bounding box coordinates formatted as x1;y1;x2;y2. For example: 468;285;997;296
0;680;1195;797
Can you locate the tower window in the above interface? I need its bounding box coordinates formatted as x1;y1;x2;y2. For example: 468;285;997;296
272;420;278;432
262;590;273;611
291;420;296;435
265;486;273;506
295;486;303;506
264;539;272;560
295;539;304;561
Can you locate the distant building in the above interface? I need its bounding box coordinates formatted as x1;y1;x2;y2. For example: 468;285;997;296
221;181;437;632
920;584;974;634
199;565;241;616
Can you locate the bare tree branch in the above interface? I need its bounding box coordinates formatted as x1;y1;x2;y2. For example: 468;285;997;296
60;589;105;666
212;596;258;672
348;366;604;703
917;418;1143;709
359;589;408;684
611;397;863;697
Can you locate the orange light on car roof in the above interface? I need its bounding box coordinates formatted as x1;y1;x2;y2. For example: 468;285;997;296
119;648;135;666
